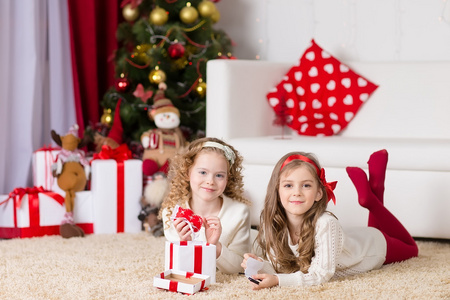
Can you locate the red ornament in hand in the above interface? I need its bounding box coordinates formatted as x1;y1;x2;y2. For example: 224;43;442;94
168;43;185;59
175;207;203;232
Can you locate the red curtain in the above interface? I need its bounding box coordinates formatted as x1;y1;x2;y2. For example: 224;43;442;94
67;0;120;135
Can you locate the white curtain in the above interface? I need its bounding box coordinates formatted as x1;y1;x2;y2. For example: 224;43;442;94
0;0;76;194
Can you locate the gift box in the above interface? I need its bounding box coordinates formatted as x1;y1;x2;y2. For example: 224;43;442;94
0;187;93;238
69;190;94;234
90;145;142;234
153;269;210;295
165;241;217;283
32;146;64;193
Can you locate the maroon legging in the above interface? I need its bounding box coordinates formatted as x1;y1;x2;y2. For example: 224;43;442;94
346;149;418;264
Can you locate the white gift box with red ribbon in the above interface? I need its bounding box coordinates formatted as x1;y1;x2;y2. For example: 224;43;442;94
90;159;142;234
165;241;217;283
32;147;64;193
0;187;93;238
153;269;210;295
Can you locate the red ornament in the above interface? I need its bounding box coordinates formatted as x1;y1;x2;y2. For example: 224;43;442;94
133;83;153;102
175;207;203;232
168;43;185;59
115;77;131;93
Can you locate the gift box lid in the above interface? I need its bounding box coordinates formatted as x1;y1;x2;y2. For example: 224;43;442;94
153;269;210;295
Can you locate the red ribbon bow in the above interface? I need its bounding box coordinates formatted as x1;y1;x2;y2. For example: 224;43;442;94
281;154;337;204
2;186;47;209
92;144;132;163
36;145;60;152
319;168;337;205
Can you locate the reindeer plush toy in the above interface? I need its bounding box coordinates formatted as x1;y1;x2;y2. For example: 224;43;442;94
51;124;90;238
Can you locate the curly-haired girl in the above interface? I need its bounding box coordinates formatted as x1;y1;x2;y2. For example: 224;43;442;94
161;137;251;274
242;150;418;289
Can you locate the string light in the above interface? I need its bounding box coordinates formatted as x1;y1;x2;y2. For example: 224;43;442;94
255;1;268;60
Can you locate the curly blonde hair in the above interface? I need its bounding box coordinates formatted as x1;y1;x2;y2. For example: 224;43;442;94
160;137;250;226
256;151;332;274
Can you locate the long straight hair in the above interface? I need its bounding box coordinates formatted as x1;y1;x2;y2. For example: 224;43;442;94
256;152;329;273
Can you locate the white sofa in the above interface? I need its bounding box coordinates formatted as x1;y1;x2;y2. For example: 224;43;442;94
206;59;450;239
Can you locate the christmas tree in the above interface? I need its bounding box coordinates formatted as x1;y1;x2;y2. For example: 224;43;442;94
92;0;234;157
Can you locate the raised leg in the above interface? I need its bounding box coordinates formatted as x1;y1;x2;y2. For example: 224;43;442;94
346;152;418;264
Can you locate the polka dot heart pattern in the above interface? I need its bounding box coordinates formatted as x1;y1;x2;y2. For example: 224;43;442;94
266;39;378;136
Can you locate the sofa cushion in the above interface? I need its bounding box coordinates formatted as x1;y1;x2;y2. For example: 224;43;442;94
230;136;450;172
266;39;378;136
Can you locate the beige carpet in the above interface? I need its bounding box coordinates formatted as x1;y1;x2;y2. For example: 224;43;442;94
0;233;449;300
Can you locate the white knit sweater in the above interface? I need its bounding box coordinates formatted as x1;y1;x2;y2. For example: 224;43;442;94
258;213;387;286
162;195;251;274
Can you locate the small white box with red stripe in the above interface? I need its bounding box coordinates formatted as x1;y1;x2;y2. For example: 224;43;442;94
32;147;64;193
153;269;210;295
164;241;216;283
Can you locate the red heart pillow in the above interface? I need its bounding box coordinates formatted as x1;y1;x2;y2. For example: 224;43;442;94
266;39;378;136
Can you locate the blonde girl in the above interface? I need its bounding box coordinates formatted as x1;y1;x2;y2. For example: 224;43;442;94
242;150;418;289
161;137;251;274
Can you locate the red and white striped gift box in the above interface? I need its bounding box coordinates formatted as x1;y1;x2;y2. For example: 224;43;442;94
164;241;217;283
153;269;210;295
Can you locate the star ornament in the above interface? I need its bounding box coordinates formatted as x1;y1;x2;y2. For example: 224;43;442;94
133;84;153;103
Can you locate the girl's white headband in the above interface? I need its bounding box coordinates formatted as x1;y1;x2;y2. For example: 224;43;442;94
202;141;236;165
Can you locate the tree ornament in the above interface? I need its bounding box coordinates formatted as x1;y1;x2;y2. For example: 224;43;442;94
133;44;151;63
173;57;188;69
211;9;220;23
133;83;154;102
100;108;113;126
168;43;185;59
149;67;167;84
122;3;140;22
227;52;237;59
195;79;207;98
115;75;131;93
180;3;198;24
198;0;216;18
150;6;168;26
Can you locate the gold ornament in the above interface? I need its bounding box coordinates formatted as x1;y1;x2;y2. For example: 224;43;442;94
150;6;168;26
174;57;189;69
180;4;198;24
100;108;113;126
198;0;216;18
133;44;152;63
211;9;220;23
195;79;207;98
149;68;167;84
122;4;140;22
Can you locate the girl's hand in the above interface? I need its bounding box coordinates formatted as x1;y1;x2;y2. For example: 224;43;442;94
241;253;261;269
173;218;192;241
248;274;279;290
241;254;277;290
203;216;222;245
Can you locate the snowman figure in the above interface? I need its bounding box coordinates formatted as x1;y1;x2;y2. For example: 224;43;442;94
141;83;186;176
